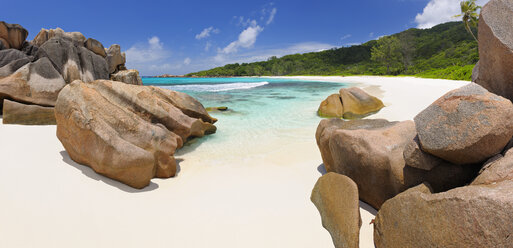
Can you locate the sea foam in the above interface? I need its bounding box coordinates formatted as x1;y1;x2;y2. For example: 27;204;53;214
160;81;269;92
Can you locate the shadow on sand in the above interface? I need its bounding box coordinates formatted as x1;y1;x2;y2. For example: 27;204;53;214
59;150;163;193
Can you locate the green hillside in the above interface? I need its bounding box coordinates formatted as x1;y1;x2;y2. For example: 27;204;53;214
187;22;478;81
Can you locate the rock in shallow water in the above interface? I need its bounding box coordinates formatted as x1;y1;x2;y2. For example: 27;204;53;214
414;83;513;165
318;94;344;118
339;87;384;119
55;80;216;188
311;173;361;248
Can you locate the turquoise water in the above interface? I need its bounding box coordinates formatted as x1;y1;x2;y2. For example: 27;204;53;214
143;77;348;158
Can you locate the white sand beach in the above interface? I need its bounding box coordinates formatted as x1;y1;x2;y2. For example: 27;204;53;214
0;76;468;248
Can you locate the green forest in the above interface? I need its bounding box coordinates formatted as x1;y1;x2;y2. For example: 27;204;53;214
187;22;478;81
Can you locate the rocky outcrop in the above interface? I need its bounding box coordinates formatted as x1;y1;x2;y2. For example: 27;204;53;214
414;83;513;165
0;57;66;107
33;27;86;47
36;37;109;83
318;94;344;117
311;173;361;248
84;38;106;57
55;80;216;188
327;120;480;209
110;69;142;85
318;87;384;119
106;44;126;74
2;99;55;125
374;181;513;248
474;0;513;102
0;21;28;50
339;87;384;119
0;49;28;68
315;118;394;172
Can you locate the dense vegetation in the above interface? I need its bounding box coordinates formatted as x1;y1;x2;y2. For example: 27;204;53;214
188;22;478;81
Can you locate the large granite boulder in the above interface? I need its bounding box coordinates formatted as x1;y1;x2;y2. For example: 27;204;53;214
315;118;393;172
0;21;28;50
0;57;66;108
110;69;143;85
414;83;513;165
474;0;513;102
0;49;28;68
37;37;108;83
374;181;513;248
33;27;86;47
318;94;344;118
311;173;361;248
339;87;384;119
106;44;126;74
2;99;55;125
55;80;216;188
152;88;218;124
328;120;480;209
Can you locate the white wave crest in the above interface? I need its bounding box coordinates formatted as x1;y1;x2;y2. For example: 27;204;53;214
159;81;269;92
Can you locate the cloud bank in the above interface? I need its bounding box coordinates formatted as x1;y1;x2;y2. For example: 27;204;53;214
415;0;489;29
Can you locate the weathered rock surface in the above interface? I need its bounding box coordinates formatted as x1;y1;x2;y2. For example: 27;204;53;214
403;135;445;171
106;44;125;74
339;87;384;119
318;94;344;117
55;80;216;188
2;99;55;125
472;150;513;185
374;181;513;248
311;173;361;248
0;49;28;68
84;38;106;57
0;57;66;107
21;41;39;56
328;120;479;209
110;69;143;85
414;83;513;165
37;37;108;83
154;89;218;124
0;21;28;50
33;27;86;47
474;0;513;102
316;118;393;172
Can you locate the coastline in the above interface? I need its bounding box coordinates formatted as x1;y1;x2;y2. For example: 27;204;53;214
0;76;468;248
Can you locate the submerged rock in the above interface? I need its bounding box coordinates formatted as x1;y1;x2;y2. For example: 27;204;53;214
311;173;361;248
374;181;513;248
55;80;216;188
2;99;55;125
414;83;513;165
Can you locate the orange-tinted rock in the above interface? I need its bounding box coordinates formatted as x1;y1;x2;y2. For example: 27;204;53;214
2;99;55;125
318;94;344;117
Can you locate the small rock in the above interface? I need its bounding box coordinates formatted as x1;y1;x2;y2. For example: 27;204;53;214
311;173;361;248
110;69;143;85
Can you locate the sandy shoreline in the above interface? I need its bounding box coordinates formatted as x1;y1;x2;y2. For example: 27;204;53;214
0;76;468;248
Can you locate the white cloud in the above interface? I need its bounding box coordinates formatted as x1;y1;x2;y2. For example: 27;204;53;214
266;8;277;25
219;23;264;54
415;0;489;29
340;34;352;40
205;41;212;52
195;26;220;40
125;36;169;63
184;57;191;65
369;32;374;37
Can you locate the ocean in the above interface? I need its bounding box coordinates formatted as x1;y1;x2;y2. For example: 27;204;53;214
142;77;348;163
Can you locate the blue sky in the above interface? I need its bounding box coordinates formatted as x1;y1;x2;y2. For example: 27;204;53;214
3;0;488;75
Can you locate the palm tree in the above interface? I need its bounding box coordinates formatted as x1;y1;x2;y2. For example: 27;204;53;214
454;0;481;42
